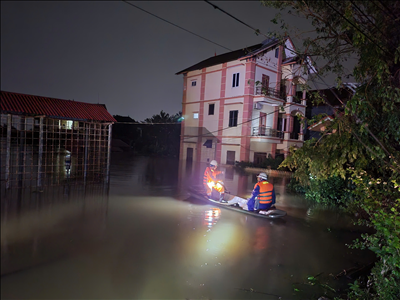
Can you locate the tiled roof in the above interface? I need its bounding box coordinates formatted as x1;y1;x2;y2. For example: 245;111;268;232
1;91;116;122
176;37;282;75
282;56;299;65
239;37;280;59
176;43;262;75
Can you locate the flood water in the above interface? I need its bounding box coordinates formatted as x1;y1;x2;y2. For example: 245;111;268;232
1;154;374;299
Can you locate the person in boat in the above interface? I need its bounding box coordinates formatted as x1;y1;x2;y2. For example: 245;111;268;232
246;172;276;212
203;160;224;199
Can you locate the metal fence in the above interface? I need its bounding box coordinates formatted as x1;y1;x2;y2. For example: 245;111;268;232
0;113;112;202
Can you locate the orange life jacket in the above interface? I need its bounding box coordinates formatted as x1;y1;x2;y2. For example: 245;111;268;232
254;181;274;204
203;167;219;185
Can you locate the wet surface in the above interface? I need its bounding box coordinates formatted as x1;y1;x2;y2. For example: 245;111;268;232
1;154;374;299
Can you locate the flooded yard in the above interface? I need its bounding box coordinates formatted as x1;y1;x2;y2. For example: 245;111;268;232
1;154;374;299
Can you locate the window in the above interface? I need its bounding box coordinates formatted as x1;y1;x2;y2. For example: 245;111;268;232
229;110;238;127
193;113;199;119
232;73;240;87
208;103;215;115
203;139;212;148
60;120;73;130
275;48;279;58
191;81;197;86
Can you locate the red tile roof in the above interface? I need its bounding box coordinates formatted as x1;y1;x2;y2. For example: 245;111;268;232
1;91;116;122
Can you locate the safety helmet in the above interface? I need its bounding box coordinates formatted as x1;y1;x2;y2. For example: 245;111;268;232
257;172;268;180
210;160;218;167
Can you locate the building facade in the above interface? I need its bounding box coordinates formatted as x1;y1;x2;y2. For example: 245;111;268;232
176;37;316;165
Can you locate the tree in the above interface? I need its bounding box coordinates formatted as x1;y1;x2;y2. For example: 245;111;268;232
143;110;182;124
261;1;400;298
139;110;182;156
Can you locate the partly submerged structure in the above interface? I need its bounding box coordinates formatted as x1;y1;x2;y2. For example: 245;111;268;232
0;90;116;203
176;36;316;165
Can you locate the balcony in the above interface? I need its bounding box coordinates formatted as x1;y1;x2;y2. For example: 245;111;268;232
291;96;303;104
252;126;284;138
255;86;286;100
290;132;299;140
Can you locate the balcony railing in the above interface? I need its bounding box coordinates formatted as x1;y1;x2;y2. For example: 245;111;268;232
290;132;299;140
252;126;284;138
255;86;286;100
292;96;302;104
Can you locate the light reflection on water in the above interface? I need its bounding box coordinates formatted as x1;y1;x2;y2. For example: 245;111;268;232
1;154;374;299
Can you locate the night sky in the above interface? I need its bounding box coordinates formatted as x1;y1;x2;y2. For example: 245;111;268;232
1;1;328;121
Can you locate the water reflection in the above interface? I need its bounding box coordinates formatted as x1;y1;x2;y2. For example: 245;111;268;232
203;208;221;228
1;156;375;299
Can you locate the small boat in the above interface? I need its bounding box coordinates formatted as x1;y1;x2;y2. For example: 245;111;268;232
188;185;287;219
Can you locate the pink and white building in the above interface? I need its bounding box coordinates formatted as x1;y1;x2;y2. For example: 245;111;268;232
176;37;316;165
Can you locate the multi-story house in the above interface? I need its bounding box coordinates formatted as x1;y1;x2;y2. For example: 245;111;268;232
176;37;316;165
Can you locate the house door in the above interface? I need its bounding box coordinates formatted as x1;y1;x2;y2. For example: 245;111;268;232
259;112;267;135
254;152;266;166
277;115;284;138
262;74;270;91
186;147;193;162
292;116;301;140
226;151;235;165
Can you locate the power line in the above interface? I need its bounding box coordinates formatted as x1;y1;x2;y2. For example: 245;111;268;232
121;0;232;51
200;1;399;165
204;0;265;37
181;101;301;143
322;0;394;58
349;0;392;44
376;0;399;21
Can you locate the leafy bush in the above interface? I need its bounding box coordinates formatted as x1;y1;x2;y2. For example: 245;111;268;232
234;156;289;171
287;175;352;207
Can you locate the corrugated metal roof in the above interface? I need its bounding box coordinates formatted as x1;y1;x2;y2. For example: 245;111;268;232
1;91;116;122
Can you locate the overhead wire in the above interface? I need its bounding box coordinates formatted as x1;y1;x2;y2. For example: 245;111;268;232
322;0;394;58
121;0;232;51
181;101;302;143
349;0;391;43
200;0;399;168
118;1;339;142
376;0;399;21
204;0;265;37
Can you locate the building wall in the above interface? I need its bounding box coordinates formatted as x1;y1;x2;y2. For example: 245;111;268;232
202;101;220;133
225;64;245;98
255;50;279;89
255;66;278;89
220;144;240;165
222;102;243;137
250;104;275;131
179;39;310;164
204;71;222;101
249;141;273;161
186;75;201;103
200;142;216;163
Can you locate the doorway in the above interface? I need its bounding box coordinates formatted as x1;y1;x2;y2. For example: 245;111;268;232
226;151;235;165
186;147;193;163
254;152;266;166
259;112;267;135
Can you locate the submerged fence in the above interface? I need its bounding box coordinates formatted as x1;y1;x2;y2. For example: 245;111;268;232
0;113;113;206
